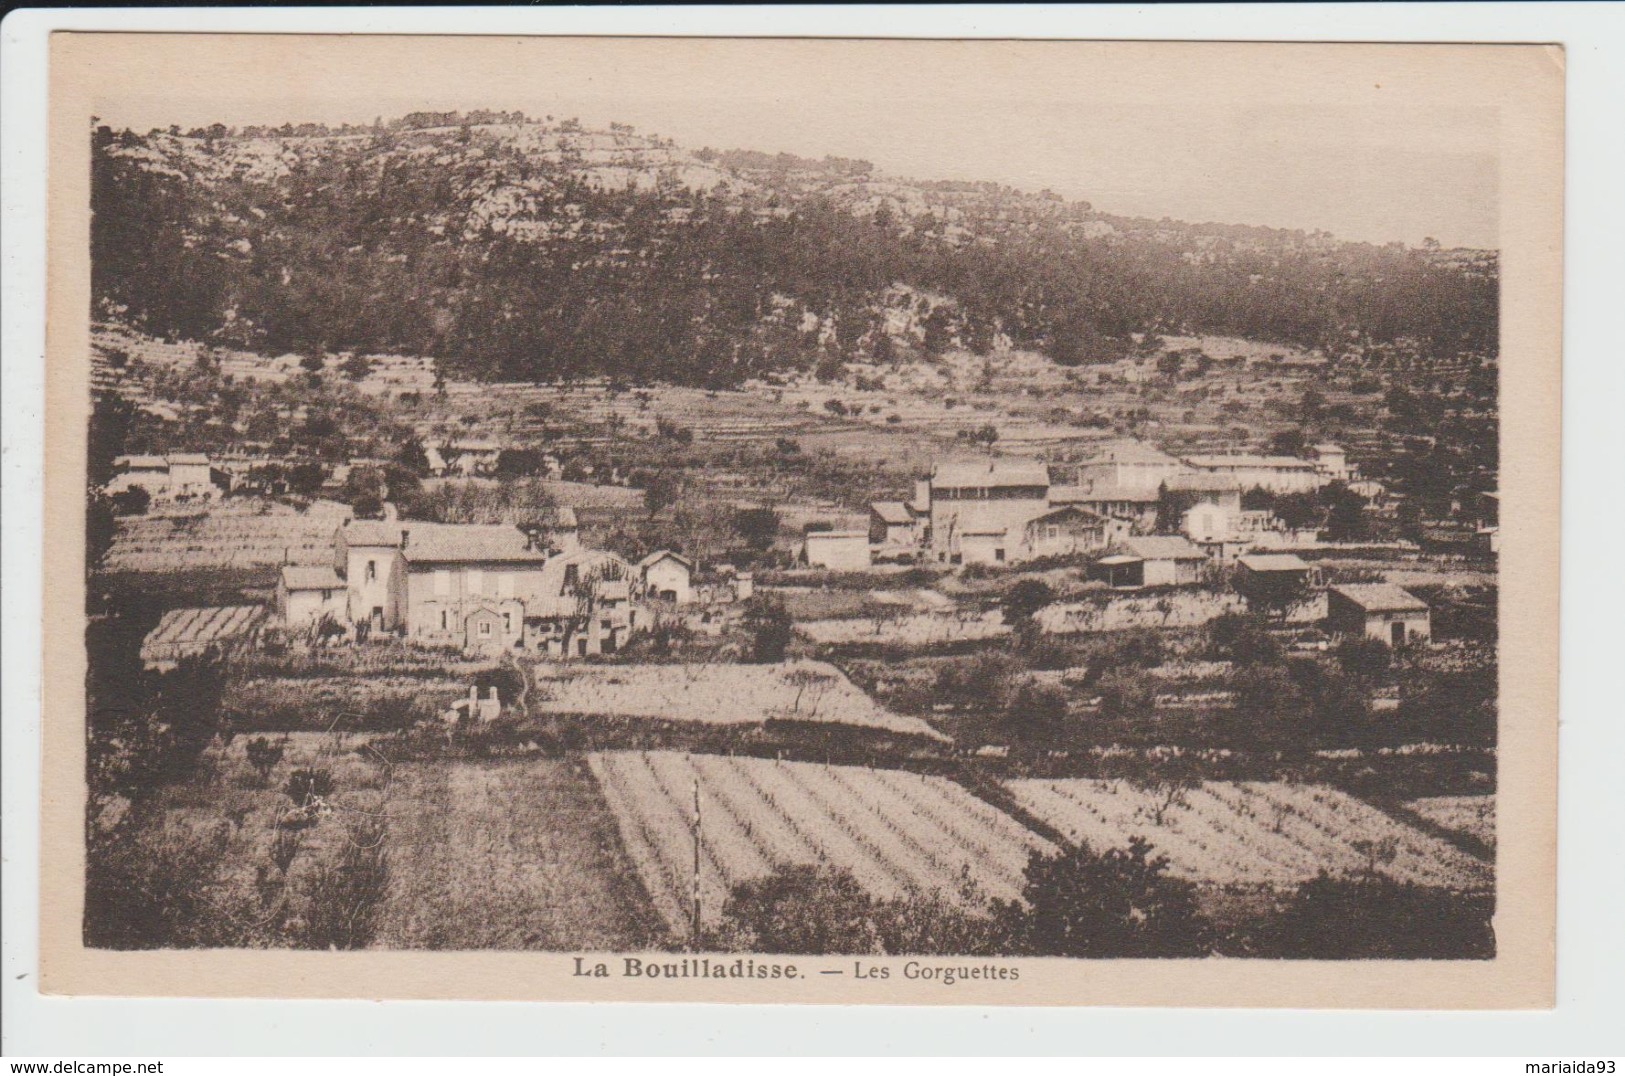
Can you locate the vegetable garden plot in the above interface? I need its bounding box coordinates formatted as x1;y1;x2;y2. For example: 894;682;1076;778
1005;778;1491;891
588;750;1054;938
533;660;947;741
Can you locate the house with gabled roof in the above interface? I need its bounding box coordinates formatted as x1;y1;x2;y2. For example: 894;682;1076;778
1327;583;1430;647
639;549;694;605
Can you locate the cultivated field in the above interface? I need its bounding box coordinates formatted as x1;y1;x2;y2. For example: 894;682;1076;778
531;660;947;740
375;758;659;950
1404;795;1496;851
106;498;351;573
141;604;267;666
589;750;1055;937
1005;778;1491;890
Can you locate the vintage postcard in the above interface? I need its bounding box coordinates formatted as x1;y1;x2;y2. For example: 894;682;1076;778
41;33;1561;1007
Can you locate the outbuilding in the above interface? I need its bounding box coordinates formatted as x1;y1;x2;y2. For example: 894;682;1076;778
1327;584;1431;647
802;530;872;571
277;565;348;630
639;550;695;605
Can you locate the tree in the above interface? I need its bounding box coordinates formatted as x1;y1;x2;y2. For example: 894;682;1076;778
245;736;285;786
342;353;373;380
734;507;781;553
1269;428;1308;457
1004;682;1069;745
1016;838;1210;957
743;596;793;663
1001;579;1055;628
640;470;680;519
1207;613;1282;666
286;462;329;497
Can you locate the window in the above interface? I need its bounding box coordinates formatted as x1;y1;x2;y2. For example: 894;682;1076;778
434;570;450;596
503;612;512;633
467;569;483;596
439;609;448;631
479;620;492;637
366;559;377;582
994;548;1006;562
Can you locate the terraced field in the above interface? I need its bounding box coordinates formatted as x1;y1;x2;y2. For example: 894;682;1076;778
589;750;1053;938
1006;778;1492;891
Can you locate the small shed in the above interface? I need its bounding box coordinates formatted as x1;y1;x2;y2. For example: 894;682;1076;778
1327;584;1431;647
639;550;695;605
868;501;919;547
1092;536;1207;589
1235;553;1321;608
276;565;347;629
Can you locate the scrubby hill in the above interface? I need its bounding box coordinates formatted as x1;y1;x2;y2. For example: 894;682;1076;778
92;112;1497;388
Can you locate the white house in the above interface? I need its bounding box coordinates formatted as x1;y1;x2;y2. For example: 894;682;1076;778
639;550;695;605
277;565;348;630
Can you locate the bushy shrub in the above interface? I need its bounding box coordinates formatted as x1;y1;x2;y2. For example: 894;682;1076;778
1015;838;1211;957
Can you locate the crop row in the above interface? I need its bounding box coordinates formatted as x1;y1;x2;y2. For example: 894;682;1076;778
588;750;1050;939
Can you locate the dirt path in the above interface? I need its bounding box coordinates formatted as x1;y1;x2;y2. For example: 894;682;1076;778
373;756;661;951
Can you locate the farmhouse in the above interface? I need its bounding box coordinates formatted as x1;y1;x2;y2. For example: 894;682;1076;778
1327;584;1431;647
1162;472;1243;513
1077;440;1186;492
802;529;872;571
1311;443;1352;481
926;459;1050;565
1182;454;1327;494
639;549;694;605
1092;535;1207;589
276;564;347;630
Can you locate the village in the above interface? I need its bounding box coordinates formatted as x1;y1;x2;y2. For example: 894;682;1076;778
78;99;1503;960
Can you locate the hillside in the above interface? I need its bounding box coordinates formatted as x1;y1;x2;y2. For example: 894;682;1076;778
92;111;1498;388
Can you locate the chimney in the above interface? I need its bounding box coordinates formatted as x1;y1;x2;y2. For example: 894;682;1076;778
469;685;479;702
401;529;410;548
487;686;499;703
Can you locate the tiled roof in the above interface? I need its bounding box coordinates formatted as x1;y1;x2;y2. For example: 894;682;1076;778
167;453;210;465
400;523;548;564
1087;440;1181;466
1237;553;1313;572
639;549;694;571
932;459;1050;489
1121;535;1206;561
1185;454;1316;470
342;520;405;547
1050;482;1160;504
117;454;169;470
1164;473;1242;493
1332;583;1429;612
281;565;344;590
870;501;913;525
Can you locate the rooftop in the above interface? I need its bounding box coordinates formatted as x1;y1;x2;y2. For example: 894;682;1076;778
1237;553;1313;572
400;523;549;565
932;459;1051;489
870;501;914;525
1332;583;1429;613
1087;440;1181;466
1049;481;1160;504
280;565;344;591
1185;454;1316;471
1164;473;1243;493
167;453;211;465
639;549;694;570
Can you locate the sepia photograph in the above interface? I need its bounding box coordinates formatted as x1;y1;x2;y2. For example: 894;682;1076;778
37;32;1562;1008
